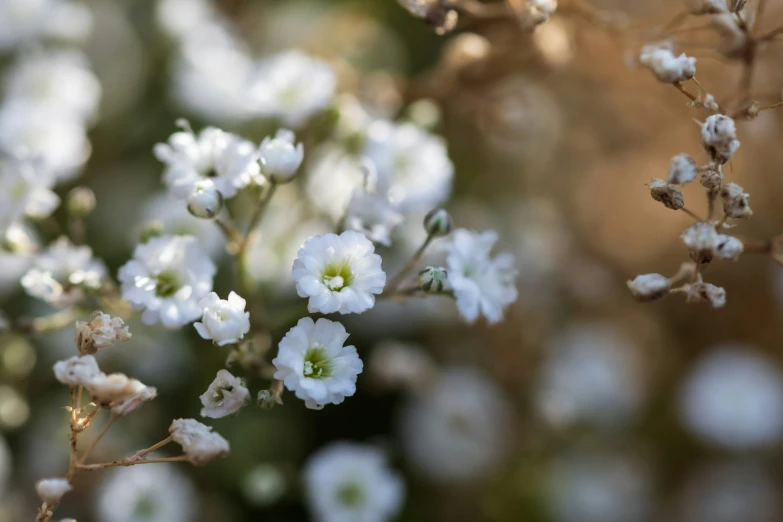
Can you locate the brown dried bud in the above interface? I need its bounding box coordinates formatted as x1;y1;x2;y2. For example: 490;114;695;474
720;182;752;219
681;222;718;264
700;168;723;196
683;282;726;308
650;178;684;210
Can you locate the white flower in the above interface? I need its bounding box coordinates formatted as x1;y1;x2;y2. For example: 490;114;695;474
305;442;405;522
0;154;59;231
169;418;230;465
639;42;696;83
97;465;197;522
369;340;435;392
668;153;698;185
684;281;727;308
627;273;671;302
363;121;454;213
293;231;386;315
258;129;304;183
193;291;250;346
720;182;752;219
118;234;216;328
400;367;511;482
680;346;783;449
0;0;92;50
273;317;363;410
86;373;155;414
344;188;404;247
447;229;518;324
249;50;337;128
35;478;71;504
199;369;249;418
714;234;743;261
110;383;157;418
20;268;63;304
681;222;719;263
74;312;131;355
305;144;367;220
53;355;102;387
701;114;740;164
154;124;261;199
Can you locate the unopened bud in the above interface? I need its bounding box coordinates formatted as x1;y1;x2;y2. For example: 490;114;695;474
649;178;684;210
423;208;452;236
259;129;304;184
66;187;96;217
700;167;723;196
419;266;448;293
667;154;698;185
626;273;671;302
187;180;223;220
714;234;743;261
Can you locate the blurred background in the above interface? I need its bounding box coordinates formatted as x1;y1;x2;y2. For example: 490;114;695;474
2;0;783;520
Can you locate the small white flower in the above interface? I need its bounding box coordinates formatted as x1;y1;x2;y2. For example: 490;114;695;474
702;93;720;111
193;291;250;346
522;0;558;29
293;231;386;315
74;312;131;355
720;182;752;219
683;281;727;308
447;229;518;324
118;234;216;329
681;346;783;449
20;268;63;303
273;317;363;410
701;114;740;164
639;42;696;83
154;124;261;199
249;50;337;128
200;369;249;418
681;222;718;264
0;0;92;50
627;273;671;302
110;382;157;418
86;373;156;416
35;478;71;504
53;355;102;387
0;154;59;230
258;129;304;183
714;234;743;261
344;188;404;247
668;153;698;185
305;442;405;522
169;418;230;465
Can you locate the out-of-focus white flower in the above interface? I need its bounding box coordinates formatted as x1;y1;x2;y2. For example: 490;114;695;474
273;317;363;410
169;418;230;465
363;121;453;213
702;114;740;164
243;464;286;507
156;0;219;39
305;442;405;522
640;42;696;83
681;346;783;449
0;154;59;231
5;50;101;122
668;153;698;185
447;229;518;324
97;464;197;522
154;124;261;199
306;144;367;220
627;273;671;302
536;324;645;428
400;367;511;482
344;188;404;247
293;231;386;315
118;234;216;329
193;291;250;346
547;451;652;522
249;50;336;128
0;0;92;50
684;281;727;307
199;369;249;418
53;355;102;387
74;312;131;355
20;268;64;304
35;478;71;504
369;340;435;392
259;129;304;183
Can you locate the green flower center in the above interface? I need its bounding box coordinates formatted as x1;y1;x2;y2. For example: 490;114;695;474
322;261;353;291
133;494;157;517
336;481;365;507
212;385;234;404
303;346;333;379
154;270;181;298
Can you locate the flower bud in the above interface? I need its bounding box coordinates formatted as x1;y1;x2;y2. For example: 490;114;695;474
66;187;96;217
701;114;740;164
187;180;223;220
259;129;304;184
419;266;448;293
700;167;723;196
423;208;452;236
626;273;671;302
720;182;752;219
649;178;684;210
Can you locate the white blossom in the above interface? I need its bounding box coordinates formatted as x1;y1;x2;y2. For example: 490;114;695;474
199;369;249;418
53;355;102;387
720;182;752;219
668;153;698;185
305;144;366;220
154;124;261;199
701;114;740;164
684;281;727;307
248;50;337;128
447;229;518;324
369;340;435;392
74;312;131;355
304;442;405;522
258;129;304;183
169;418;230;465
627;273;671;302
681;346;783;449
273;317;363;410
681;222;719;264
35;478;71;504
293;231;386;315
344;188;404;247
193;291;250;346
97;465;196;522
86;373;156;416
0;155;59;233
118;234;216;328
640;42;696;83
714;234;743;261
0;0;92;50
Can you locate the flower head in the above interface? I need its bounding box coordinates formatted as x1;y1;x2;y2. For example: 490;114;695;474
293;231;386;315
36;478;71;504
640;42;696;83
53;355;102;387
200;369;249;418
701;114;740;164
74;312;131;355
0;154;59;232
193;291;250;346
273;317;363;410
258;129;304;183
627;273;671;302
169;418;230;465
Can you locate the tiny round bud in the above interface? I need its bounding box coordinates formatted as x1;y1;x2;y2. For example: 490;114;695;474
649;178;684;210
259;129;304;184
187;180;224;220
423;208;452;237
627;273;671;302
139;220;164;243
419;266;448;293
66;187;96;217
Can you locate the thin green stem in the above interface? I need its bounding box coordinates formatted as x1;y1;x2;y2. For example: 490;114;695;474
383;234;435;296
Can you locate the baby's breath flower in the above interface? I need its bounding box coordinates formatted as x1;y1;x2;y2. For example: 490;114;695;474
627;273;671;302
0;154;59;228
701;114;740;164
111;383;157;418
684;282;727;308
200;369;249;419
193;291;250;346
272;317;363;410
720;182;752;219
35;478;71;504
292;231;386;315
419;266;448;293
74;312;131;355
639;43;696;83
649;178;684;210
169;418;230;465
423;208;452;237
681;222;718;264
702;93;720;111
86;373;156;414
668;154;698;185
258;129;304;183
370;341;435;392
714;235;743;261
53;355;102;387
